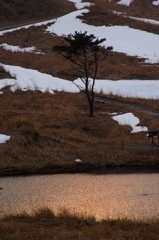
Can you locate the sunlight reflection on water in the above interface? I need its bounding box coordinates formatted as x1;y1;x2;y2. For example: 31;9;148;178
0;173;159;220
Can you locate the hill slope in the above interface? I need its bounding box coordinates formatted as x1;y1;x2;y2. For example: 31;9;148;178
0;0;75;27
0;0;159;175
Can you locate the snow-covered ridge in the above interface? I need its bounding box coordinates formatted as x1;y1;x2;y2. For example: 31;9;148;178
1;63;159;100
0;64;79;94
1;1;159;62
46;8;159;64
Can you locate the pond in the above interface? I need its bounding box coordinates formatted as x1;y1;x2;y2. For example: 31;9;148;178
0;173;159;220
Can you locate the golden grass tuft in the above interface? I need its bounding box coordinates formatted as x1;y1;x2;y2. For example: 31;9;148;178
0;208;159;240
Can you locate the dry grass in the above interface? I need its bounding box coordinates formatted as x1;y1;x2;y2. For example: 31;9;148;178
1;0;159;81
0;208;159;240
91;0;159;22
0;2;159;239
0;0;159;175
0;90;159;176
0;0;75;28
1;26;159;81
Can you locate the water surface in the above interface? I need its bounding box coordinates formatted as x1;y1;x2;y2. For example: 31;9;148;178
0;173;159;219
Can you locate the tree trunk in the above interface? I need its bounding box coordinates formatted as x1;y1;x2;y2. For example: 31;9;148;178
89;100;94;117
85;77;94;117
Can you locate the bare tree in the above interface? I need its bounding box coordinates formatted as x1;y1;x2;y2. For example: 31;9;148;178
53;31;113;117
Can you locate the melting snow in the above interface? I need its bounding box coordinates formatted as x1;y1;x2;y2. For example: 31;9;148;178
0;134;11;144
153;0;159;6
0;64;79;93
1;1;159;62
117;0;134;6
46;9;159;63
74;78;159;99
0;64;159;99
112;113;148;133
1;0;159;138
0;43;43;54
67;0;93;9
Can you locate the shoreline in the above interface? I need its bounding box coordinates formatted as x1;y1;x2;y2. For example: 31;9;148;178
0;163;159;177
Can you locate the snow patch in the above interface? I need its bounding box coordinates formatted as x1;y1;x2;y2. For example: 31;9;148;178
112;113;148;133
153;0;159;6
67;0;93;9
1;64;159;99
46;8;159;63
0;64;79;94
0;134;11;144
0;43;43;54
117;0;134;6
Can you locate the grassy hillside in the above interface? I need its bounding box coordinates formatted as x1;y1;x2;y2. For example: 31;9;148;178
0;90;159;176
1;0;159;28
0;0;159;175
0;0;75;28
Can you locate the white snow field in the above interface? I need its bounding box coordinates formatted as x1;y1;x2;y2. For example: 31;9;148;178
1;0;159;135
46;8;159;63
1;64;159;100
1;1;159;62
